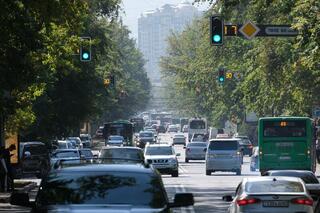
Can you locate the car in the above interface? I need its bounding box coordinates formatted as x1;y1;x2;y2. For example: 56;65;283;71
250;146;259;171
95;126;104;138
18;142;50;178
137;131;156;148
98;146;144;164
205;138;242;175
80;133;92;148
157;125;166;133
78;148;94;162
66;137;82;148
50;149;81;167
167;125;179;133
234;136;253;156
263;170;320;212
172;134;186;145
223;177;314;213
106;135;124;146
182;125;188;133
144;144;180;177
10;163;194;212
184;142;207;162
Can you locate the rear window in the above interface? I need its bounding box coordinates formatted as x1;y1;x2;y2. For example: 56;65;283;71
189;120;205;129
53;151;79;158
100;149;143;160
239;139;251;145
140;132;153;137
145;147;173;155
23;144;47;155
263;120;306;137
246;180;304;193
209;141;238;150
188;143;207;147
79;150;93;158
109;136;124;140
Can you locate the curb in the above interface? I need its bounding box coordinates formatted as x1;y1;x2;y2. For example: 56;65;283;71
0;182;37;203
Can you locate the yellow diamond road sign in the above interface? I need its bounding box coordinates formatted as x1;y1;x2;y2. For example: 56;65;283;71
239;21;260;40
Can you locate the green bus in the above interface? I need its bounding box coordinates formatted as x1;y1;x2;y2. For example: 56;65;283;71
103;120;134;146
258;117;316;175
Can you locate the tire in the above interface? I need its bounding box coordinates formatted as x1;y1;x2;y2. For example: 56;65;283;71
172;171;179;177
236;169;241;176
185;158;189;163
206;170;211;176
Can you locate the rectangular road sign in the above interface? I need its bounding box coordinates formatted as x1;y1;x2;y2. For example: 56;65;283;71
224;24;298;37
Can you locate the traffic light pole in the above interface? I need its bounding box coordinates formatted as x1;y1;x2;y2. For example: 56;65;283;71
0;112;4;147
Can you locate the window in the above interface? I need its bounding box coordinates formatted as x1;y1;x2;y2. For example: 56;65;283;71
145;147;173;155
263;120;306;137
189;120;206;129
37;172;167;208
209;141;238;150
99;149;142;160
246;180;304;193
53;151;79;158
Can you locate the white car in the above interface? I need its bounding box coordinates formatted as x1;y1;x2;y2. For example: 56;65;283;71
172;134;186;145
106;135;124;146
144;144;179;177
223;176;314;213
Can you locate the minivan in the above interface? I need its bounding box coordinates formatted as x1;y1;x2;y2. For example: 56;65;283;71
205;139;242;176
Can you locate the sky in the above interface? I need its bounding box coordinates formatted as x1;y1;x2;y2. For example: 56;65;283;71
120;0;210;39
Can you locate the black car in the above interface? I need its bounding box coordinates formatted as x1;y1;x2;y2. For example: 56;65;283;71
234;136;253;156
18;142;50;178
157;125;166;133
10;163;194;212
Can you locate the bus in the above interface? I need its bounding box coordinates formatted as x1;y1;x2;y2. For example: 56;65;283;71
130;117;145;133
258;117;316;175
103;120;134;146
188;118;208;141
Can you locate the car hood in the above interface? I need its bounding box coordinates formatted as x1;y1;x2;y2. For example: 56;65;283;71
45;205;167;213
145;155;176;160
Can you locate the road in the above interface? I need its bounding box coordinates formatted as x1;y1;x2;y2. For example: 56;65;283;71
1;132;319;212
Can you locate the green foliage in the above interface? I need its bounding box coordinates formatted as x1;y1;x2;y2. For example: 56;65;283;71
161;0;319;128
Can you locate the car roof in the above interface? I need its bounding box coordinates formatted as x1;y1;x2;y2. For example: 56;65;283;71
146;143;172;147
53;149;79;152
54;164;155;174
20;141;45;145
210;138;241;142
267;170;315;175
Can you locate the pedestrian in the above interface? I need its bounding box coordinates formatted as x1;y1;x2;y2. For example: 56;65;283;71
0;147;8;192
3;144;16;191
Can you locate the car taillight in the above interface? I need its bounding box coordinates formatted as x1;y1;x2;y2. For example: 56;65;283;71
291;198;313;206
248;145;253;149
237;198;260;206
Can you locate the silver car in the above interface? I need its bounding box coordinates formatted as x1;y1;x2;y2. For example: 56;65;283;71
224;177;313;213
205;139;242;175
184;142;207;162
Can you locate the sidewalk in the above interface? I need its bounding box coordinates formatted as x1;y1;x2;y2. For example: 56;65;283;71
0;179;39;203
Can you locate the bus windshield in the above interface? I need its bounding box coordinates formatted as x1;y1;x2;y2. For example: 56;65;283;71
263;120;306;137
190;120;206;129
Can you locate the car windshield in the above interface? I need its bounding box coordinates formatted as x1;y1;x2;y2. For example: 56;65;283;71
37;172;167;207
268;172;319;184
140;132;153;137
99;149;143;161
238;139;251;145
246;180;304;193
53;151;79;158
80;136;89;140
145;147;173;155
109;136;124;140
209;141;238;150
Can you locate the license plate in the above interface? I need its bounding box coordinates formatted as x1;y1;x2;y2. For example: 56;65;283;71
263;200;289;207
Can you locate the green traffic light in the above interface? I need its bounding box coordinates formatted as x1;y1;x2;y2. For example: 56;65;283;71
219;76;225;82
82;52;89;60
213;35;221;43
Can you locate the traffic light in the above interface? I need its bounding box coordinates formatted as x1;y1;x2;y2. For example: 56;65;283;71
218;68;225;83
80;37;91;62
103;75;115;88
210;16;224;45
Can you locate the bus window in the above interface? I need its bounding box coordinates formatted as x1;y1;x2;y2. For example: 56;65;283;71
190;120;206;129
263;121;306;137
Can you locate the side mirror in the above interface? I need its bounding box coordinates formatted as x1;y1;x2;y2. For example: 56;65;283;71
176;153;181;157
24;151;31;159
169;193;194;208
222;195;233;202
10;192;32;207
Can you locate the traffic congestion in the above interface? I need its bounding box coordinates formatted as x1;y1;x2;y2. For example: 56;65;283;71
1;0;320;213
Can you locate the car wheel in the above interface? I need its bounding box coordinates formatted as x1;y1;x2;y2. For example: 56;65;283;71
236;169;241;176
206;170;211;176
172;171;179;177
185;158;189;163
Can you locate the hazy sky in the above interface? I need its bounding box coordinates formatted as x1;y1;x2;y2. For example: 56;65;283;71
120;0;210;39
